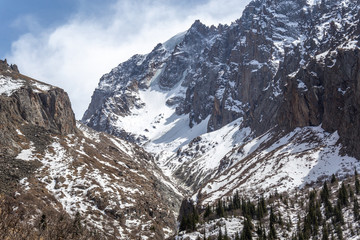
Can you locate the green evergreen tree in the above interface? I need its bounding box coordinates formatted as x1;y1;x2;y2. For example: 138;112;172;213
331;174;337;184
324;198;333;219
216;199;225;218
247;200;256;218
355;173;360;195
204;204;212;219
354;197;359;220
233;191;241;210
179;215;188;232
335;225;343;240
321;223;329;240
298;232;304;240
257;199;265;220
240;216;253;240
39;214;47;232
338;182;348;207
303;190;321;237
333;202;344;224
218;227;223;240
268;207;277;239
349;184;354;200
179;201;199;232
321;181;329;203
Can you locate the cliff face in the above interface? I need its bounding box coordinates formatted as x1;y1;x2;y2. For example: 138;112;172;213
84;0;360;143
81;0;360;199
0;60;182;239
0;60;76;158
280;45;360;158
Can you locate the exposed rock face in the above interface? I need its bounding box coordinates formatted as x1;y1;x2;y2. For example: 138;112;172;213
0;61;76;158
0;61;182;239
280;46;360;158
82;0;360;198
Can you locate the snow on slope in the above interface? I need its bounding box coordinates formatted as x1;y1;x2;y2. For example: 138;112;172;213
0;75;25;95
196;126;360;205
0;75;54;96
15;122;181;239
159;118;252;190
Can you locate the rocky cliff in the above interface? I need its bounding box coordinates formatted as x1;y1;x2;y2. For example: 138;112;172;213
0;59;76;158
0;60;182;239
83;0;360;197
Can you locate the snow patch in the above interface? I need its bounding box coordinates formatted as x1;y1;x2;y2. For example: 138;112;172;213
0;75;25;96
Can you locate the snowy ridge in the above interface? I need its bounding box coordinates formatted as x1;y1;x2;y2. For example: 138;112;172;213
0;74;54;96
196;126;360;205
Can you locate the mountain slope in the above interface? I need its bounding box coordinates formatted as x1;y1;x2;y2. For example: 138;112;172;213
83;0;360;206
0;60;182;239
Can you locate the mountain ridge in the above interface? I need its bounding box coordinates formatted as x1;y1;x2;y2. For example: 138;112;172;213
0;59;182;239
83;0;360;202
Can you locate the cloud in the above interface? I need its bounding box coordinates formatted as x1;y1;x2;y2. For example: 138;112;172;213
7;0;251;119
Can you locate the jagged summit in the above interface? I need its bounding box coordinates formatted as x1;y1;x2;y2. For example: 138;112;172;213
0;59;19;73
83;0;360;202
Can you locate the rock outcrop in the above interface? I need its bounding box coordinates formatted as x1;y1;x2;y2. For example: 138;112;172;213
280;45;360;159
0;60;182;239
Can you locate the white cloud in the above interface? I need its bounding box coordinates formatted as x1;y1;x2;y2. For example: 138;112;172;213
7;0;251;119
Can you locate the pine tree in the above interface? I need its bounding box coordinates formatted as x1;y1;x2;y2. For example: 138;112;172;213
349;184;354;200
331;174;337;184
324;198;333;219
218;227;223;240
321;181;329;203
333;202;344;224
247;200;256;218
287;216;292;232
204;204;212;219
302;190;321;237
179;215;188;232
268;207;277;239
354;197;359;221
240;216;253;240
335;225;343;240
233;191;241;210
355;173;360;195
322;223;329;240
338;182;348;207
216;199;225;218
257;199;265;220
256;223;266;240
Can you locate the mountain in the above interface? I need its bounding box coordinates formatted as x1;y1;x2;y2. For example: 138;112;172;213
83;0;360;204
0;60;182;239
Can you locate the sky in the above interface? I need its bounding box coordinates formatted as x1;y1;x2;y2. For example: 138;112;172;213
1;0;252;119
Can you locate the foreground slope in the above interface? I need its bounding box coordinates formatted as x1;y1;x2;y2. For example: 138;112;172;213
0;60;181;239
